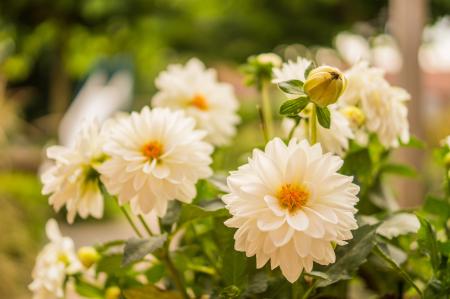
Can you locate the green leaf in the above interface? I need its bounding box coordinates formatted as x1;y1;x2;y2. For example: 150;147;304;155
123;285;181;299
401;135;425;149
316;106;331;129
316;225;378;287
75;280;103;298
122;235;167;266
423;195;450;222
279;96;309;115
145;263;165;283
278;80;304;95
417;215;440;272
97;254;123;275
160;201;181;228
178;202;229;225
222;246;248;288
219;285;241;299
244;271;269;295
381;163;417;177
372;244;423;297
304;62;315;79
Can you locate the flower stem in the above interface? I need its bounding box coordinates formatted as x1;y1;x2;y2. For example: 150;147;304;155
261;80;273;140
138;215;153;236
161;249;190;299
119;205;143;238
256;104;269;143
372;245;423;298
309;104;318;144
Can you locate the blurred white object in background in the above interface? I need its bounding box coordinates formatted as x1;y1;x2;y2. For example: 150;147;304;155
420;16;450;73
58;71;133;147
335;32;370;65
371;34;403;73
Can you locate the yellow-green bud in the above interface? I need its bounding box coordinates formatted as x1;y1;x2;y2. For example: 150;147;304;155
77;246;100;268
105;286;121;299
304;66;347;107
256;53;282;67
340;106;365;127
444;152;450;167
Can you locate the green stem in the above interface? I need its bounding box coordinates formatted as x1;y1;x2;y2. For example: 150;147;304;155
162;249;190;299
287;118;301;141
301;280;316;299
119;205;143;238
309;104;317;144
138;215;153;236
261;80;273;140
257;104;269;143
372;245;423;298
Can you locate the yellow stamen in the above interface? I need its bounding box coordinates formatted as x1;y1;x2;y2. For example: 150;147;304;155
190;94;208;110
277;183;309;213
142;141;163;160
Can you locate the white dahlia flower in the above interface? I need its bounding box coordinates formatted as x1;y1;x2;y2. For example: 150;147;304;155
41;121;107;224
339;61;410;148
29;219;81;299
272;57;312;84
222;138;359;282
152;58;240;146
282;104;354;156
99;107;213;216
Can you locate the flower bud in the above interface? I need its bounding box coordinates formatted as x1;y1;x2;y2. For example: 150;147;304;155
77;246;100;268
304;66;347;107
105;286;121;299
444;152;450;168
340;106;365;127
256;53;282;67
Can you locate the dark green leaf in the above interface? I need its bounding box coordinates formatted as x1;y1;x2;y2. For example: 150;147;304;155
122;235;167;266
178;203;229;225
316;106;331;129
417;215;440;272
279;96;309;115
123;285;181;299
219;285;241;299
316;225;378;287
160;201;181;228
423;195;450;222
278;80;304;95
381;163;417;177
244;271;269;295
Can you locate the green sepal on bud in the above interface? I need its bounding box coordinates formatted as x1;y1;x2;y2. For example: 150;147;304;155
304;66;347;107
77;246;100;268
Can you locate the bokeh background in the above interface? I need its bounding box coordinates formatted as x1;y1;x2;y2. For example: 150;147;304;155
1;0;449;297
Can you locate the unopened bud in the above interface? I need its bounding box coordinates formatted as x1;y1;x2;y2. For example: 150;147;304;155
304;66;347;107
105;286;121;299
256;53;282;67
340;106;365;127
77;246;100;268
444;152;450;167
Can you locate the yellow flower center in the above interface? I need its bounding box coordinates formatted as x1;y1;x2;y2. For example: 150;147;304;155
142;141;163;160
190;94;208;110
277;183;310;213
58;252;70;266
341;106;365;127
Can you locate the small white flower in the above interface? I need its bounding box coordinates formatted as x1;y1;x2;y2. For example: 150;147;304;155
41;121;107;224
442;135;450;148
256;53;283;67
29;219;81;299
377;213;420;239
222;138;359;282
152;58;240;146
272;57;312;84
99;107;213;216
283;104;354;156
339;61;410;148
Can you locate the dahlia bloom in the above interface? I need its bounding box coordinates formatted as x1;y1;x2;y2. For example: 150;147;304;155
339;61;410;148
222;138;359;282
41;121;107;223
29;219;81;299
99;107;213;216
152;58;240;146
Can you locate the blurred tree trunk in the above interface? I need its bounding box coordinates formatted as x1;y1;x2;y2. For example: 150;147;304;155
389;0;427;207
49;37;70;130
